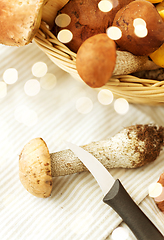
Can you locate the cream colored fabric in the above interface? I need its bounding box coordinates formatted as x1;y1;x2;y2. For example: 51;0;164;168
0;42;164;240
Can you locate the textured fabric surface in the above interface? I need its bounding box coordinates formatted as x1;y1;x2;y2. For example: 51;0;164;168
0;42;164;240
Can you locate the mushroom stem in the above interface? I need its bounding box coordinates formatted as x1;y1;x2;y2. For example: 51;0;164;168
113;50;160;76
50;124;164;177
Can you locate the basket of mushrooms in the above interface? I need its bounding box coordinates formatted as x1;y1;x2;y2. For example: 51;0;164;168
2;0;164;104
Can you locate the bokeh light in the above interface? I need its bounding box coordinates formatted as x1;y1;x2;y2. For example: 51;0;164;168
106;26;122;40
114;98;129;115
55;14;71;28
97;89;113;105
76;97;93;114
111;227;129;240
40;73;57;90
155;187;164;202
32;62;48;78
133;19;148;38
14;105;38;127
21;109;38;127
148;182;163;198
3;68;18;84
98;0;113;12
0;81;7;98
14;105;29;123
134;25;148;38
133;18;146;28
24;79;40;96
57;29;73;43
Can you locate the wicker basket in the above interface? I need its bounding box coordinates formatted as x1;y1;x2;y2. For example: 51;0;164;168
34;0;164;105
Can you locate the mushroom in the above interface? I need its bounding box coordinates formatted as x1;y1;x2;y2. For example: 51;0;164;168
75;34;159;88
0;0;47;46
76;34;116;88
53;0;133;53
19;124;164;198
112;0;164;56
0;0;69;46
19;138;52;198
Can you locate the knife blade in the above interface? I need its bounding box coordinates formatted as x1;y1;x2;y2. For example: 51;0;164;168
65;141;164;240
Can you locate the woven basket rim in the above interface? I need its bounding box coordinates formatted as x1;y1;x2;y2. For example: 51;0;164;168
34;21;164;105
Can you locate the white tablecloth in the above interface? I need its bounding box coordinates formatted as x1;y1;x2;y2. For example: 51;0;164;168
0;42;164;240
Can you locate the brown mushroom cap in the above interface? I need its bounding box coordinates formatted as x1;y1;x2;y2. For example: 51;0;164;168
19;138;52;198
0;0;47;46
112;0;164;56
76;33;116;88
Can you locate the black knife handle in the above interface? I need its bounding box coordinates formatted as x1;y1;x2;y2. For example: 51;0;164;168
103;179;164;240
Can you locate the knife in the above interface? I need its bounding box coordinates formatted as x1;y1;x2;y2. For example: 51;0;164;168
65;141;164;240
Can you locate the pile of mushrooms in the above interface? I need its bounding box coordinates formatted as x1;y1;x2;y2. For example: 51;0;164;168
53;0;164;87
1;0;164;88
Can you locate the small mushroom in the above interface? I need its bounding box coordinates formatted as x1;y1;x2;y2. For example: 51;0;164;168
76;33;116;88
19;124;164;198
76;35;159;87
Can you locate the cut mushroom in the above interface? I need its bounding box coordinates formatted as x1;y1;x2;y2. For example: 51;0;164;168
19;124;164;198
